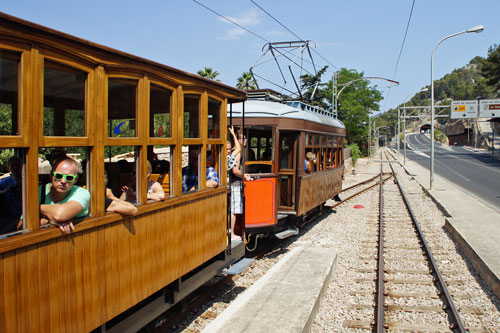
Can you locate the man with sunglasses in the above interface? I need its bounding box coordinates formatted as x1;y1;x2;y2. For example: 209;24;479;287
39;157;90;234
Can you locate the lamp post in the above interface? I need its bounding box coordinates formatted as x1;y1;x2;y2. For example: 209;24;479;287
403;88;429;165
430;25;484;189
333;76;399;116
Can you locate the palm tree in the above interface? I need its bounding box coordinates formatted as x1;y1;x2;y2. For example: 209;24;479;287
197;67;221;82
236;72;257;90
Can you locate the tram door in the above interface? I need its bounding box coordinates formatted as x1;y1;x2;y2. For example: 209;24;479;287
278;131;297;211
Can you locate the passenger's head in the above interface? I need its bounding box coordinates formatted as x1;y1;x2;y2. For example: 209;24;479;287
306;152;316;162
189;150;199;169
238;130;247;147
51;157;79;194
47;149;67;168
7;156;22;181
146;160;153;176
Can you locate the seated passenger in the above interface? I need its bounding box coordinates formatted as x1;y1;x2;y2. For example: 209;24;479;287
121;160;165;202
0;156;23;234
182;150;219;192
39;157;90;234
305;152;316;173
104;171;138;215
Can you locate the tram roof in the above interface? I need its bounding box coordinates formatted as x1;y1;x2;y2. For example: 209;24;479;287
0;12;247;103
227;100;345;129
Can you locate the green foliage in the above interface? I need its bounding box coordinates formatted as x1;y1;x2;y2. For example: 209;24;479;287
197;67;221;82
480;44;500;91
0;148;14;174
236;72;257;90
346;143;361;165
433;129;447;143
0;104;13;135
300;66;330;109
335;68;383;152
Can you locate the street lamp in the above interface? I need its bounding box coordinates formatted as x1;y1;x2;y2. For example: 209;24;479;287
430;25;484;189
333;76;399;116
403;88;429;165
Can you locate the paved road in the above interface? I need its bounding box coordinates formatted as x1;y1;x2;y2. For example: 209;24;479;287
399;133;500;211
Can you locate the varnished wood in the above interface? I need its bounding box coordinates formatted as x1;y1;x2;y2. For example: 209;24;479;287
0;12;246;332
297;168;343;216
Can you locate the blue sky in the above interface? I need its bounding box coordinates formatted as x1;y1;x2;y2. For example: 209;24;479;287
1;0;498;114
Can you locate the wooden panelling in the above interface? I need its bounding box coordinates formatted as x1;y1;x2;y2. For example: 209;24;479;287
0;192;227;331
297;168;343;216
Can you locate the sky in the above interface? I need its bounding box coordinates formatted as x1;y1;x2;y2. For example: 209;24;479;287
1;0;498;114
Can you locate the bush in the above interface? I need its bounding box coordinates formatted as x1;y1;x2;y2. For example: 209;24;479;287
346;143;361;165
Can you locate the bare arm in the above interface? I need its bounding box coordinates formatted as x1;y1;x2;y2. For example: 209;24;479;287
229;126;241;156
40;201;83;223
147;182;165;201
106;199;138;215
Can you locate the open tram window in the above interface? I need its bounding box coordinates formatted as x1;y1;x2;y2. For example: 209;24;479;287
43;60;86;137
0;50;20;136
38;147;90;229
108;78;137;138
279;134;295;170
150;83;172;138
104;145;138;203
0;148;24;236
183;94;200;138
182;145;219;193
208;98;221;139
148;145;172;198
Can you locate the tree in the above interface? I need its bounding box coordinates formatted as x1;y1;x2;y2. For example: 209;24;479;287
334;68;383;148
236;72;257;90
480;44;500;92
300;66;330;109
197;67;221;82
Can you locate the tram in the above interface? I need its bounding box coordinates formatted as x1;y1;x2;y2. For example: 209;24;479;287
0;12;246;331
228;89;345;244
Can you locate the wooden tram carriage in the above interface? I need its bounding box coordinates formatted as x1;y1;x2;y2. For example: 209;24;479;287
0;13;246;331
228;89;345;240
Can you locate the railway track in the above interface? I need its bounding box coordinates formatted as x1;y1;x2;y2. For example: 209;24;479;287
343;149;491;332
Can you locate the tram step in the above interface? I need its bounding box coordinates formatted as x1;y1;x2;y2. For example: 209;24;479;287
225;258;256;276
275;227;299;240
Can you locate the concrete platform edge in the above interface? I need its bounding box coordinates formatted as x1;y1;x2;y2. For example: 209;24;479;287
445;217;500;300
303;248;338;332
202;247;303;333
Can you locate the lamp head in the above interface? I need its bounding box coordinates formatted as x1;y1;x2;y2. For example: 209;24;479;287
466;25;484;33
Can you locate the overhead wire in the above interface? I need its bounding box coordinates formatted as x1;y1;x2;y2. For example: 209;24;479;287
382;0;416;110
250;0;339;72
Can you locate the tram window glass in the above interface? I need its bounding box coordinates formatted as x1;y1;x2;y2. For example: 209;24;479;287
0;148;24;235
108;78;137;138
279;134;295;170
43;60;86;137
150;84;172;138
184;94;200;138
39;147;89;187
327;136;333;147
104;145;138;202
313;135;319;145
279;175;294;207
0;50;20;136
149;145;172;197
207;98;221;139
306;134;312;146
182;145;200;193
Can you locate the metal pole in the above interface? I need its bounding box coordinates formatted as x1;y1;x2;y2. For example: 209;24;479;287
430;25;484;189
397;108;400;158
368;116;371;157
403;104;407;165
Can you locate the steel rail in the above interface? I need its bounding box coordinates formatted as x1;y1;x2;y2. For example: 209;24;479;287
331;175;392;209
385;150;466;332
340;172;391;193
375;151;385;332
